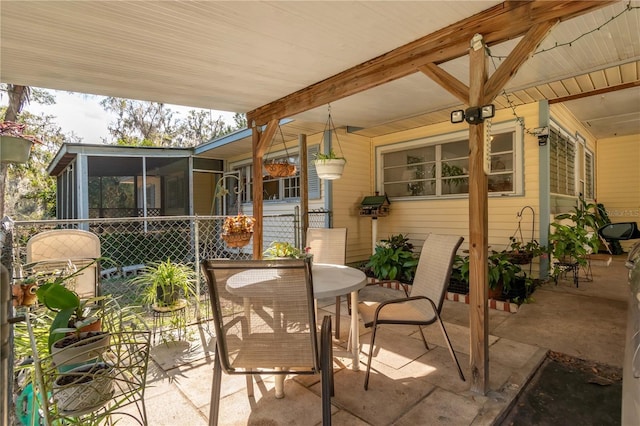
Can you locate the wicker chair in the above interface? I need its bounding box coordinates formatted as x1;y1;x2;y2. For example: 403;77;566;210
306;228;347;338
201;258;334;426
359;233;465;390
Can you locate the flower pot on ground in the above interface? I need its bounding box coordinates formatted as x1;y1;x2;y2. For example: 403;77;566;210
131;259;196;308
53;362;114;416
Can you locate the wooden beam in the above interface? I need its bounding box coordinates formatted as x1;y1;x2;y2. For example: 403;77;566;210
419;63;469;105
251;119;278;259
548;80;640;104
468;34;490;395
246;1;615;125
484;20;558;103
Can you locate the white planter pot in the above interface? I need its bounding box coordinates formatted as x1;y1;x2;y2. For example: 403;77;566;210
51;332;110;368
313;158;346;180
53;362;114;416
0;135;33;164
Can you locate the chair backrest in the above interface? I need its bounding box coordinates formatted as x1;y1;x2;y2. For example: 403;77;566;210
306;228;347;265
409;234;464;313
201;258;320;375
25;229;101;299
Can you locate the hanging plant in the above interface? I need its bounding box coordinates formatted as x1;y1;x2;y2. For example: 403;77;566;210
222;214;256;248
0;121;42;164
263;124;297;178
313;105;346;180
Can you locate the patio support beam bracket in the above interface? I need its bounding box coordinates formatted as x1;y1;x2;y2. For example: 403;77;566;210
484;20;558;104
418;63;469;105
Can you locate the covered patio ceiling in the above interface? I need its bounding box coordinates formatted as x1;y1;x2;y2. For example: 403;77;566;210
1;1;639;148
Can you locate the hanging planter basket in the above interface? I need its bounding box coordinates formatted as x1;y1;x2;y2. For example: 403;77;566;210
0;135;34;164
222;231;253;248
313;158;346;180
222;214;256;248
264;161;297;178
313;105;347;180
263;124;297;178
0;122;42;164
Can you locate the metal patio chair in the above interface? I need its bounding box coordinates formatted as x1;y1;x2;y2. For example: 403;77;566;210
306;227;347;338
359;233;465;390
201;258;334;426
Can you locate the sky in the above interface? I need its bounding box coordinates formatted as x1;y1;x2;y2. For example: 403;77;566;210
4;89;237;143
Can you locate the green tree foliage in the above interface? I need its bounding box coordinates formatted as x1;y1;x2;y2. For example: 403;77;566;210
100;96;246;147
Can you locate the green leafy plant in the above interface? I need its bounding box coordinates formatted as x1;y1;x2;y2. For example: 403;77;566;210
549;197;600;271
366;234;418;283
505;238;546;264
131;259;196;307
450;252;531;294
263;241;311;259
35;260;107;351
314;149;345;162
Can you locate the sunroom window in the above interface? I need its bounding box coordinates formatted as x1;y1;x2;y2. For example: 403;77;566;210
380;123;519;199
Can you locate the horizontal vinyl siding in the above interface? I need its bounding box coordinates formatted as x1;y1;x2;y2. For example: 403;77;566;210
596;134;640;252
327;129;373;263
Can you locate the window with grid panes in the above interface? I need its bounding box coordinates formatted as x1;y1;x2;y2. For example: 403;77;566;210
380;127;517;198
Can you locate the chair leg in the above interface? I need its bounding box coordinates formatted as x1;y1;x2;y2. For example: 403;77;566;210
209;343;222;426
416;325;429;350
435;314;465;381
334;296;341;339
320;316;333;425
364;325;379;390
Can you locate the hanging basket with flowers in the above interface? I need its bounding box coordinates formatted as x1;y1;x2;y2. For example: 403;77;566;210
222;214;256;248
263;124;297;178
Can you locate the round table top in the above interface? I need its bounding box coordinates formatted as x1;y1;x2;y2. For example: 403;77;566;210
225;263;367;299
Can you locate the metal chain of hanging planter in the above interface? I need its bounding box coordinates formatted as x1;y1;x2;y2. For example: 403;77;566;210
263;124;297;178
313;104;346;180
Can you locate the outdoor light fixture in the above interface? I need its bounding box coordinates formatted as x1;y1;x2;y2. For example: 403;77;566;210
450;104;495;125
532;126;550;146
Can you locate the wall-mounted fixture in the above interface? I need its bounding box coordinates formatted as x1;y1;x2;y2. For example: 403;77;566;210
450;104;495;125
532;126;549;146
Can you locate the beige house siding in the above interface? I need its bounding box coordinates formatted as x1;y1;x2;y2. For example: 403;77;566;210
325;129;373;264
596;133;640;252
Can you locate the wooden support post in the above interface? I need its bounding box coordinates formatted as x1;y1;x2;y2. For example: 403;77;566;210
251;119;277;259
299;134;309;245
468;34;489;395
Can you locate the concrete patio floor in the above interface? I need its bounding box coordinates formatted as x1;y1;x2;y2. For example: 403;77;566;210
118;255;629;425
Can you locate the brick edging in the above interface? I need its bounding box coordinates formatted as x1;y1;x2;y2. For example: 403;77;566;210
446;292;520;313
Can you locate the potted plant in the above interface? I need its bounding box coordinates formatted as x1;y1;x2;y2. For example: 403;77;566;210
52;361;114;415
549;197;600;275
0;121;42;164
365;234;418;284
222;214;256;248
263;241;311;259
132;258;196;307
504;238;546;265
35;261;110;366
313;149;346;180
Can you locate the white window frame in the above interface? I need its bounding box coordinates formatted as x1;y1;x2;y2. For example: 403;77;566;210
376;120;524;200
